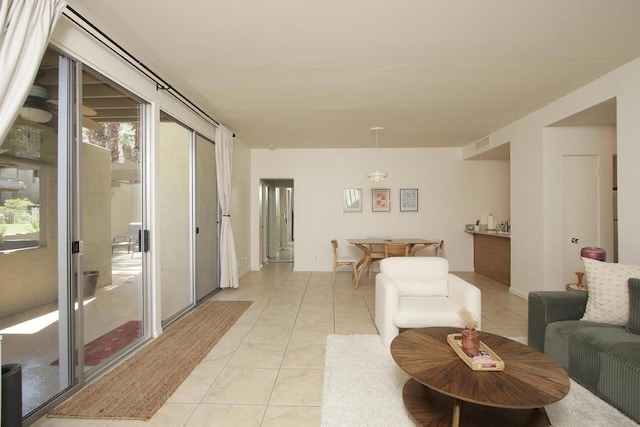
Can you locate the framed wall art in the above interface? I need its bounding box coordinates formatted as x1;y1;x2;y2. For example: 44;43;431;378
400;188;418;212
372;188;390;212
343;188;362;212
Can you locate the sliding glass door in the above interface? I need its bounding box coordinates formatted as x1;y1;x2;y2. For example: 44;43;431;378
158;113;194;323
0;48;149;421
158;123;219;316
195;135;218;300
78;66;146;377
0;45;216;423
0;48;68;417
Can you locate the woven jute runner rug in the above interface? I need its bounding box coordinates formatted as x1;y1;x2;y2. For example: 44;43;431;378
48;299;252;420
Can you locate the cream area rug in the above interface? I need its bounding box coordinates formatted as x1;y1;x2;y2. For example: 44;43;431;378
49;300;252;421
321;335;638;427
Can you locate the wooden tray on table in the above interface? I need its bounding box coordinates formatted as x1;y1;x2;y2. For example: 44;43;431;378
447;333;505;371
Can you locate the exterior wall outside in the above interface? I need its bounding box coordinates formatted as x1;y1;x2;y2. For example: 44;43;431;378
81;142;113;289
110;183;142;254
0;164;57;317
251;147;510;272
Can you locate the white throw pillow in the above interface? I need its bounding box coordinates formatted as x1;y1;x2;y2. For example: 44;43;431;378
581;257;640;326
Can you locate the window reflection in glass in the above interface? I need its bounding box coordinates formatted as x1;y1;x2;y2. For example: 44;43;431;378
0;72;57;252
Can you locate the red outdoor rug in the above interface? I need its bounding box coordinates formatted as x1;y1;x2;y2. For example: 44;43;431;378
52;320;142;366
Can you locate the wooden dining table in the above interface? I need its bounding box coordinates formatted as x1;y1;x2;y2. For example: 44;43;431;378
347;238;438;286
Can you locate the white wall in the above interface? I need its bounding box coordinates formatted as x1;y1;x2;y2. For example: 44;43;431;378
466;57;640;298
232;139;252;277
251;147;509;272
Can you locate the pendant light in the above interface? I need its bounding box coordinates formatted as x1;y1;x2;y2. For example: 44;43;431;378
367;127;388;182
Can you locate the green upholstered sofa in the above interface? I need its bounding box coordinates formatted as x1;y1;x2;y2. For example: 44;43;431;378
528;284;640;424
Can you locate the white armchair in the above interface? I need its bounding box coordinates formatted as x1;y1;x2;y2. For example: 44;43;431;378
375;257;482;347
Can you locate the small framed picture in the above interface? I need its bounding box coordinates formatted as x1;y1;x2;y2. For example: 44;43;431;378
400;188;418;212
372;188;390;212
343;188;362;212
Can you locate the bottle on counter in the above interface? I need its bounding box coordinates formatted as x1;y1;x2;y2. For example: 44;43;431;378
487;214;495;231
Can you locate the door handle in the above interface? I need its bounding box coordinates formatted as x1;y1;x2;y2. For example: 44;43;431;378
138;229;150;252
571;237;579;244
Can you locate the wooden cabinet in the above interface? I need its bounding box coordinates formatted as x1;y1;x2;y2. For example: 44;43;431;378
471;232;510;286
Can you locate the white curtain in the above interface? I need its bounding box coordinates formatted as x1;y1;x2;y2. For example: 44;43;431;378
0;0;66;144
215;124;239;288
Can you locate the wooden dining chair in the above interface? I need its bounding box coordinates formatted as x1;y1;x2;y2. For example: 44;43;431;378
409;242;429;256
331;239;360;286
383;243;411;257
367;236;389;279
411;240;445;257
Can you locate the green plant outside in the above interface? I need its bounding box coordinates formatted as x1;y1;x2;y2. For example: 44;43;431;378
1;198;40;231
3;224;35;234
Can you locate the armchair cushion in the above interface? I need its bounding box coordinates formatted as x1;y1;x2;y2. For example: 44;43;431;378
394;297;463;328
380;257;449;296
394;279;448;297
379;256;449;279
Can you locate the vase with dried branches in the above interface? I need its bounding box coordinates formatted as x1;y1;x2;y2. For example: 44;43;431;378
459;308;480;357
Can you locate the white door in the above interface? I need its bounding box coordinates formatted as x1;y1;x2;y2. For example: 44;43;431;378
563;155;598;284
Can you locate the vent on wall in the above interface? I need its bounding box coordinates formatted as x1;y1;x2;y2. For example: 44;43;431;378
475;136;491;152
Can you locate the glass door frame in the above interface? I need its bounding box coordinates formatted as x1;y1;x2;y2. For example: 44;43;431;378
76;63;152;383
63;57;153;390
194;133;220;301
158;111;197;327
56;53;77;401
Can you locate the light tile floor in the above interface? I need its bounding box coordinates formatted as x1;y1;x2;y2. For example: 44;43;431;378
33;263;528;427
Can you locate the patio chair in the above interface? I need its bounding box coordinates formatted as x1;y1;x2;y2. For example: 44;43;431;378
112;222;141;255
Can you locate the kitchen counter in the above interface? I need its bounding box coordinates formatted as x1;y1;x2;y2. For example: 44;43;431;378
465;229;511;286
464;230;511;239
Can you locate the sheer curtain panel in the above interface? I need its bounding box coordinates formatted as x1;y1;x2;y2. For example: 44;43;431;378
215;124;239;288
0;0;66;143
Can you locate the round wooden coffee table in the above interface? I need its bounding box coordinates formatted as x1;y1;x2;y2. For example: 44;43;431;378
390;327;570;427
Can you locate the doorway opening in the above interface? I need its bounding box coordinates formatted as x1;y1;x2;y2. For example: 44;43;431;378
261;179;294;264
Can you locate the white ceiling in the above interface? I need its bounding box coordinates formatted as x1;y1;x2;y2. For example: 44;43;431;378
64;0;640;149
